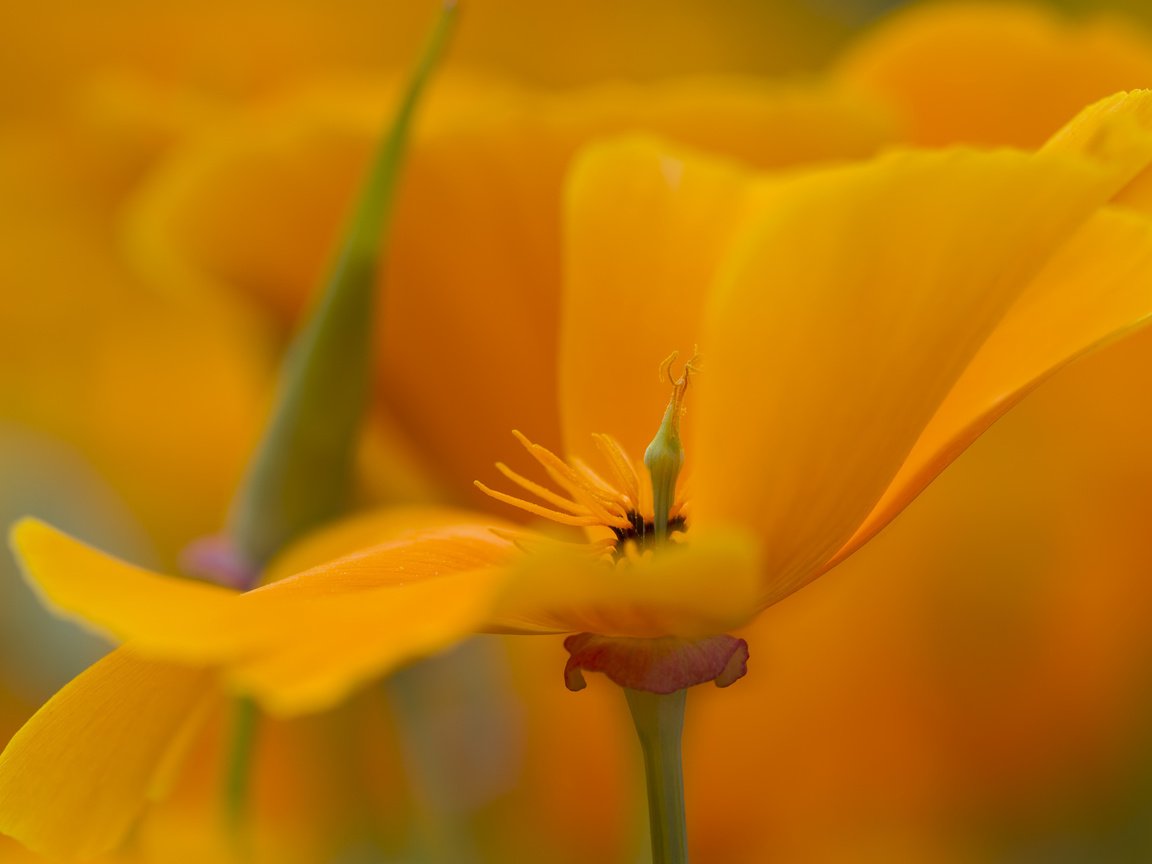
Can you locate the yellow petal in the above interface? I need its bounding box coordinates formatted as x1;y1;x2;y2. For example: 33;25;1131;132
829;206;1152;569
836;3;1152;148
487;528;761;638
262;504;514;582
0;649;212;860
559;136;752;461
1042;89;1152;202
11;517;242;656
222;565;510;715
12;518;517;715
1046;90;1152;218
693;148;1122;608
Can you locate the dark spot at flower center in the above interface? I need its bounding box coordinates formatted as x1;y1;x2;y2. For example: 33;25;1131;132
611;512;686;557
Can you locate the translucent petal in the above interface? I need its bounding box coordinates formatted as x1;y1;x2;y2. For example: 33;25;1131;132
559;136;751;460
11;518;515;715
487;528;761;638
829;206;1152;571
0;649;212;859
692;148;1121;607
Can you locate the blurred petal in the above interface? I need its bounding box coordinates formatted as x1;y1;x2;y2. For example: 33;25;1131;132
693;148;1123;607
128;77;893;498
836;2;1152;148
12;518;517;715
830;206;1152;567
222;566;510;716
12;517;241;656
263;504;512;581
548;77;895;171
488;528;761;638
0;649;212;860
559;136;751;460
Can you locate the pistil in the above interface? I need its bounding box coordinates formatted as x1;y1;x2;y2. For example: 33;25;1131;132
643;352;697;545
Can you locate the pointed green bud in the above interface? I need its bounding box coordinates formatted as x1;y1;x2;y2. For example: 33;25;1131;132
228;2;459;573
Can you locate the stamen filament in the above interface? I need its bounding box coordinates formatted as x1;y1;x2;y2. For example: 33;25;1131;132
593;433;641;505
514;431;623;507
495;462;586;515
473;481;603;526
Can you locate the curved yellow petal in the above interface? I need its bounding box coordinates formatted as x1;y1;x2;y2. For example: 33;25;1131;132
11;517;242;655
1042;89;1152;205
828;206;1152;570
836;2;1152;148
0;649;212;860
12;518;517;715
263;504;514;582
222;565;510;716
1046;91;1152;218
693;148;1123;608
559;136;752;461
487;528;761;638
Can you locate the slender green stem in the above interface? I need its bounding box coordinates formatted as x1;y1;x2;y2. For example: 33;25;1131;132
224;697;259;849
625;688;689;864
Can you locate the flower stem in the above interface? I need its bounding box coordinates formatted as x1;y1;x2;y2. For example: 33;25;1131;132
625;688;689;864
224;697;259;853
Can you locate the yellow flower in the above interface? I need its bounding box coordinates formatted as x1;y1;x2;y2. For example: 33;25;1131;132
8;84;1152;858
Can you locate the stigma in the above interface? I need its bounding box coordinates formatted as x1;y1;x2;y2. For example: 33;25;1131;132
475;352;698;558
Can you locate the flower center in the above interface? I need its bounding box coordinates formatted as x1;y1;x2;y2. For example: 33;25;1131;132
475;352;698;559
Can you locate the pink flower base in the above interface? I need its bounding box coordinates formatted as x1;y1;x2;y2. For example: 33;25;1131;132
563;633;749;694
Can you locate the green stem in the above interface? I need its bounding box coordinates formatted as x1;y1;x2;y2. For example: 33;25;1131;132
224;697;259;850
625;688;689;864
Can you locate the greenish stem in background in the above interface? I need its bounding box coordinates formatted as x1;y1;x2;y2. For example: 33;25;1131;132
219;0;460;843
626;688;690;864
387;664;476;864
228;0;460;572
224;698;259;844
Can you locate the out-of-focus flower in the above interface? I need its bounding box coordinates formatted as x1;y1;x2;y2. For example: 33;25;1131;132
125;73;896;502
9;83;1152;858
835;1;1152;148
0;0;848;121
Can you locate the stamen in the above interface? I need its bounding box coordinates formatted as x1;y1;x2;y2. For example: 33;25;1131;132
494;462;586;515
473;481;603;526
478;369;695;551
592;434;641;505
512;431;621;506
